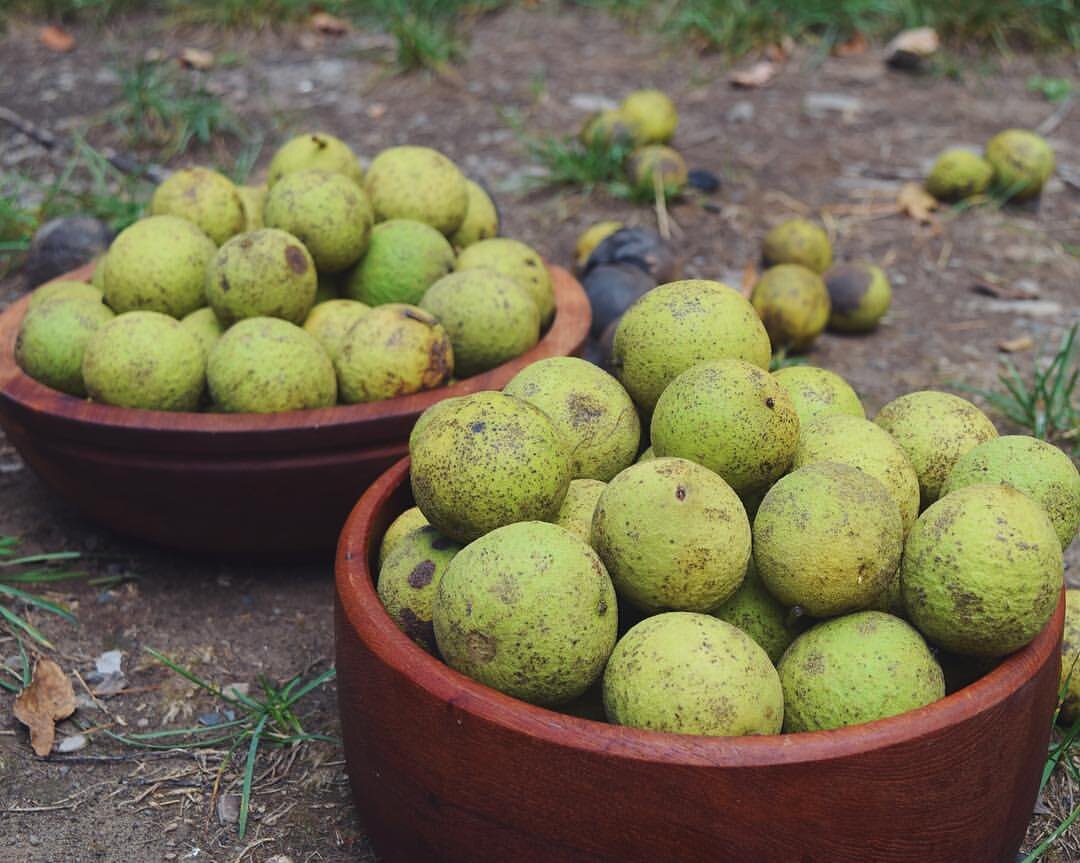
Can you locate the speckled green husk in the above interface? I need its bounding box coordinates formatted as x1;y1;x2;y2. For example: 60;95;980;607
902;483;1063;657
263;170;373;273
591;458;751;613
754;462;903;617
455;238;555;327
637;446;654;462
874;391;998;508
925;149;993;202
794;414;921;536
377;525;462;653
620;89;678;144
409;391;571;543
611;280;772;413
603;612;783;736
335;304;452;404
1060;590;1080;724
762;219;832;273
205;229;318;326
985;129;1055;201
553;479;606;543
16;298;114;396
379;507;430;567
433;521;617;706
651;359;798;496
503;356;640;481
29;280;102;310
824;263;892;333
941;435;1080;550
82;311;205;411
150;167;245;246
104;216;216;318
344;219;456;307
420;269;538;379
91;256;107;290
302;299;370;361
237;185;267;231
449;180;499;248
207;317;335;413
711;561;801;665
267;132;364;187
364;146;468;236
751;264;830;351
179;307;225;360
628;145;688;192
778;611;945;732
772;365;864;426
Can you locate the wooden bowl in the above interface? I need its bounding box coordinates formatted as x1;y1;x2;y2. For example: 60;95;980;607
335;456;1064;863
0;264;590;555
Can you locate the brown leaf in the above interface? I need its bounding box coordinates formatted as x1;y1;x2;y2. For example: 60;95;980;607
366;102;387;120
178;48;214;71
311;12;349;35
999;336;1034;353
971;281;1040;300
729;61;778;89
832;32;868;57
40;25;75;53
13;659;76;757
740;261;758;298
897;182;939;224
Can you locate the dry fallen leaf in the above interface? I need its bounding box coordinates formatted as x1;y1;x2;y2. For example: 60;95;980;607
311;12;349;35
366;102;387;120
886;27;939;68
971;281;1040;300
730;61;778;89
832;33;868;57
740;261;759;298
14;659;76;757
40;25;75;53
897;182;939;224
178;48;214;71
999;336;1035;353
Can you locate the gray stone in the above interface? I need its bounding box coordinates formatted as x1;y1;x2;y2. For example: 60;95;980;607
23;216;112;289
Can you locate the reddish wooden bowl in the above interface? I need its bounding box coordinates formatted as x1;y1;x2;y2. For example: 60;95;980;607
335;456;1064;863
0;265;590;555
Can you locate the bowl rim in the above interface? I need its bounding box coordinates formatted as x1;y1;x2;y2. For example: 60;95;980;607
336;454;1065;767
0;261;589;435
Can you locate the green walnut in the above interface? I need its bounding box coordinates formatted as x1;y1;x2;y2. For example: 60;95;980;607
28;280;102;311
620;89;678;144
149;167;245;245
364;146;469;236
985;129;1055;201
761;218;832;273
772;365;865;426
263;170;373;273
824;263;892;333
82;311;205;411
751;264;831;351
267;132;364;187
335;304;453;404
103;216;216;318
179;307;225;360
627;145;688;193
925;149;993;201
205;229;317;326
302;299;370;361
456;238;555;327
449;180;499;249
16;297;114;396
207;317;336;413
344;219;456;307
420;269;538;378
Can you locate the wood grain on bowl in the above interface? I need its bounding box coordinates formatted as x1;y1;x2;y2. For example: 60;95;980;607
0;265;590;555
335;456;1063;863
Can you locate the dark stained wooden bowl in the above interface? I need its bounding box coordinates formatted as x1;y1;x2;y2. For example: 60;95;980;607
335;456;1064;863
0;264;590;555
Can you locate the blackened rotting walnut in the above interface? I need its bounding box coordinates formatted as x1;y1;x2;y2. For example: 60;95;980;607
24;217;113;288
583;227;678;284
579;315;623;373
583;263;655;338
687;169;721;193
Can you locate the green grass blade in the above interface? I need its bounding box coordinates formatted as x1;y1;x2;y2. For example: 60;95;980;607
1021;801;1080;863
0;583;77;623
237;713;268;840
0;604;54;648
144;646;242;705
281;667;336;709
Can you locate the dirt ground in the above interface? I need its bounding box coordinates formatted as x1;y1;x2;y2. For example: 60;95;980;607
1;6;1078;862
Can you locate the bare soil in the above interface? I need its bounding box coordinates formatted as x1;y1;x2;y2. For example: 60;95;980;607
1;7;1078;862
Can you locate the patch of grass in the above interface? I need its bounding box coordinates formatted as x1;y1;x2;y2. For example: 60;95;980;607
769;348;807;370
108;59;247;158
166;0;338;26
955;323;1079;453
525;132;635;193
0;535;83;654
96;649;337;840
1027;75;1073;102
